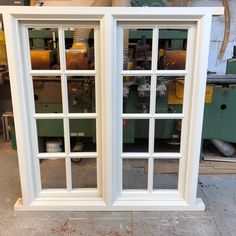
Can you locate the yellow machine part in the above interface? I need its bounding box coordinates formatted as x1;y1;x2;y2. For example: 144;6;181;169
168;80;214;104
0;31;7;65
30;50;52;70
66;50;89;70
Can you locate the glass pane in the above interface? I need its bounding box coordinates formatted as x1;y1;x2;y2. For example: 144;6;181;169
28;28;60;70
154;119;182;153
40;159;66;189
123;76;151;113
123;159;148;190
67;76;95;113
156;76;185;114
69;119;96;152
153;159;179;189
123;119;149;152
71;158;97;188
36;119;64;153
158;29;188;70
33;76;62;113
124;29;152;70
65;28;94;70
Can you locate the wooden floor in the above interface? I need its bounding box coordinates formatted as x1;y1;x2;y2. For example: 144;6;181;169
199;159;236;174
200;142;236;174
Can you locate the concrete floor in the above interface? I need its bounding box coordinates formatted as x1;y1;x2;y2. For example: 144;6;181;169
0;140;236;236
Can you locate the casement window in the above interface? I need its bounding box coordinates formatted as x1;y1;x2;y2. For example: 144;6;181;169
1;6;223;211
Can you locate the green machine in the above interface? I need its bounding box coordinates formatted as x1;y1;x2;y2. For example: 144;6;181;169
29;27;187;153
226;46;236;74
25;11;236;155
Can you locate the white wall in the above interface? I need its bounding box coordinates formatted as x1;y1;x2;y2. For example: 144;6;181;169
186;0;236;74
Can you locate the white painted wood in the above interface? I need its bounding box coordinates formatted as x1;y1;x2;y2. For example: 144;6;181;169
117;21;193;203
67;113;98;119
68;153;98;158
21;24;42;195
2;13;36;206
156;70;187;76
94;24;102;197
183;13;214;206
64;70;96;76
33;114;65;119
0;6;223;17
153;114;185;119
152;153;182;159
116;21;124;199
178;24;197;197
0;6;223;211
121;153;151;158
37;153;67;159
100;13;117;205
147;26;159;194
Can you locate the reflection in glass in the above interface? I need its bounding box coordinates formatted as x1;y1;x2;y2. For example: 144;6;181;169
28;28;60;70
67;76;95;113
69;119;96;152
158;29;188;70
123;159;148;189
154;119;182;153
71;158;97;188
40;159;66;189
153;159;179;189
33;76;62;113
156;76;185;114
65;28;94;70
36;119;64;153
123;76;151;114
123;119;149;152
124;29;152;70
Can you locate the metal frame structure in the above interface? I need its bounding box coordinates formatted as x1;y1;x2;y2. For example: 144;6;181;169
1;6;223;211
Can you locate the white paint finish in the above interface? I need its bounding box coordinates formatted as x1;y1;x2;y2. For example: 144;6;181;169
184;13;213;205
2;13;36;206
14;197;205;211
100;13;116;206
0;6;224;16
0;7;223;211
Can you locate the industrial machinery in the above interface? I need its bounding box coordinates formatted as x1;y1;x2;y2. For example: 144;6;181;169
26;26;236;157
29;28;185;153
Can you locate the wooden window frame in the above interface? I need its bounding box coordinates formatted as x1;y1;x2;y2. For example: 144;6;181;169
1;6;223;211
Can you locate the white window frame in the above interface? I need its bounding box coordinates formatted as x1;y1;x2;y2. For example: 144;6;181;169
1;6;223;211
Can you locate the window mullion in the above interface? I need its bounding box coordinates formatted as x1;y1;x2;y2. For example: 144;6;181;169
147;27;159;193
94;25;102;196
59;26;72;192
22;23;42;195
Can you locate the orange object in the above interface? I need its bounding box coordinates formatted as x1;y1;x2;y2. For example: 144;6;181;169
66;50;89;70
163;50;186;70
30;50;52;70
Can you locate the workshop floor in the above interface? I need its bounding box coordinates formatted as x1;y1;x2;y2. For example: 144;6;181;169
0;139;236;236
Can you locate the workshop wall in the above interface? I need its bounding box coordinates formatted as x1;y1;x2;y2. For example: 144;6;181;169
186;0;236;74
